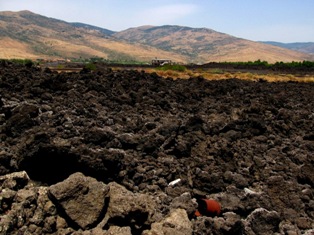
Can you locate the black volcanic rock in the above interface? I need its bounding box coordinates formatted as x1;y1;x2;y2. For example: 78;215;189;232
0;62;313;234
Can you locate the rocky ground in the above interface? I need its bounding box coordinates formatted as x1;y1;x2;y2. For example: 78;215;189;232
0;61;313;234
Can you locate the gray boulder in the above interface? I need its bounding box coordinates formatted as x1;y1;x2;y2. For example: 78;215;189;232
143;208;192;235
243;208;281;235
0;171;30;191
100;182;160;233
48;172;110;229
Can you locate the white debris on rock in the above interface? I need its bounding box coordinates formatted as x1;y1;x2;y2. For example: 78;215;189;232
244;187;262;196
168;179;181;186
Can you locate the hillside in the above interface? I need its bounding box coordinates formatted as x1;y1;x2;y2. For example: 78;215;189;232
70;22;116;36
261;41;314;55
0;10;313;63
0;11;186;62
114;25;313;63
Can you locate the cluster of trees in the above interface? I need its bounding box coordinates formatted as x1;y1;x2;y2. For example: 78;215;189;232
157;64;187;72
232;60;314;69
1;59;34;67
272;61;314;69
198;60;314;71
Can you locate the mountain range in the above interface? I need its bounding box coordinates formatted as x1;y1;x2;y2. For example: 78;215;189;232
0;10;313;63
260;41;314;55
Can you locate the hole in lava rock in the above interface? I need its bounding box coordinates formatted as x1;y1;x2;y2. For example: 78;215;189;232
19;145;81;185
104;210;150;235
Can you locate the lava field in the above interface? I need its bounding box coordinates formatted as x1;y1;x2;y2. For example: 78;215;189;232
0;61;313;234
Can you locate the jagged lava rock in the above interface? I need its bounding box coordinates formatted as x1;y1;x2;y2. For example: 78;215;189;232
48;172;110;229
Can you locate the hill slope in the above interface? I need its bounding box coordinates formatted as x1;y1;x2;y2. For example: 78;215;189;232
0;11;186;62
114;25;313;63
0;11;313;63
261;41;314;55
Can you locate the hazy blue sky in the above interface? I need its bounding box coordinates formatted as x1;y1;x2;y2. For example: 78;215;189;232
1;0;314;42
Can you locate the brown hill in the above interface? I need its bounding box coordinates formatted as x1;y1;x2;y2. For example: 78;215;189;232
0;11;186;62
0;11;313;63
261;41;314;55
114;25;313;63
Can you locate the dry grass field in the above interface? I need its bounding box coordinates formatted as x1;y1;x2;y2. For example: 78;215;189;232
142;67;314;83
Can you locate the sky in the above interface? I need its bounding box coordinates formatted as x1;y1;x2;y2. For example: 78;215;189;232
1;0;314;43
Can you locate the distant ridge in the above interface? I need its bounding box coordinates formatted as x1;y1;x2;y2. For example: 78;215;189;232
70;22;116;36
0;10;313;63
0;10;186;62
260;41;314;55
113;25;314;63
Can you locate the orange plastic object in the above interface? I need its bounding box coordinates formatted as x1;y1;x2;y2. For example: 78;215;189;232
197;199;221;217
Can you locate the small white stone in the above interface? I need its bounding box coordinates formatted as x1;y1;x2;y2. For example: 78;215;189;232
244;187;262;196
168;178;181;186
